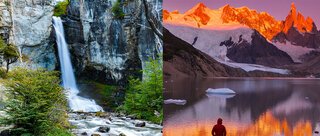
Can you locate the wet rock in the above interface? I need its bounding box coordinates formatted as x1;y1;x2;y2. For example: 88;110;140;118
98;126;110;133
76;110;84;113
119;133;126;136
0;129;11;136
127;114;138;119
91;134;100;136
135;122;146;127
81;132;88;136
95;110;103;116
95;111;107;118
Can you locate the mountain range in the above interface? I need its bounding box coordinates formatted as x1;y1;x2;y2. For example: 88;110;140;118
164;3;320;48
164;3;320;77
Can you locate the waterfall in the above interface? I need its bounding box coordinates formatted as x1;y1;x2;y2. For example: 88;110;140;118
52;17;103;112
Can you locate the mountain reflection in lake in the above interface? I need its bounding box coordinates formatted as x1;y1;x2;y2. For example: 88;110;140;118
163;78;320;136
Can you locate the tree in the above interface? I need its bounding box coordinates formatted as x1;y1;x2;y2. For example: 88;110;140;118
119;54;163;123
54;0;69;17
0;36;19;73
0;68;71;135
112;1;125;19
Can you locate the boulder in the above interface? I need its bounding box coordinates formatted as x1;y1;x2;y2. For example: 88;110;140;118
98;126;110;133
81;132;88;136
135;122;146;127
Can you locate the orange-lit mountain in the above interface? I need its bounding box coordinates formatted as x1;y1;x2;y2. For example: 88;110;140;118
164;3;318;41
281;3;317;34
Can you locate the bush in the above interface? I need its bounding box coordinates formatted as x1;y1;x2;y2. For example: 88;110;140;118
54;1;69;17
0;36;19;73
0;68;7;79
118;54;163;123
0;68;72;135
112;1;125;19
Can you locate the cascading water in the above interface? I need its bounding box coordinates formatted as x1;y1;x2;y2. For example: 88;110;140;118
53;17;103;112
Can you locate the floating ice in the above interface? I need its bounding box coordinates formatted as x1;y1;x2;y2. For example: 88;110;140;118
206;93;236;99
164;99;187;105
206;88;236;94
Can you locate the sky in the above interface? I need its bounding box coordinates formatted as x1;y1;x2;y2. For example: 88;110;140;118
163;0;320;27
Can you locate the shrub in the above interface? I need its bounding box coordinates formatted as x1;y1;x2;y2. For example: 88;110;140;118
119;54;163;123
0;68;7;79
112;1;125;19
0;68;71;135
54;1;69;17
0;36;19;73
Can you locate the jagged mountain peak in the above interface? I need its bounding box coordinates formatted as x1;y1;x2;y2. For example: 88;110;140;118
172;10;179;14
291;3;296;11
164;2;318;40
194;2;207;9
185;2;210;15
282;3;315;34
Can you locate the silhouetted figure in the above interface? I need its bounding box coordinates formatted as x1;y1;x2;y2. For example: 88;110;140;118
211;118;226;136
191;36;198;46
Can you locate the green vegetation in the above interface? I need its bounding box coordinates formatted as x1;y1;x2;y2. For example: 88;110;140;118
118;55;163;123
0;68;8;79
0;36;19;73
112;1;125;19
85;80;123;110
0;68;72;136
54;0;69;17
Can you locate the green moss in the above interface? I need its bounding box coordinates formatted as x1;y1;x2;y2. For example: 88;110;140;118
112;1;125;19
54;1;69;17
83;80;123;110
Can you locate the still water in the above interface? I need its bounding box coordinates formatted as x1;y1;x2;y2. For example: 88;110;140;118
163;78;320;136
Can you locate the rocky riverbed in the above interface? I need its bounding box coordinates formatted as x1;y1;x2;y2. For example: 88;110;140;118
69;112;162;136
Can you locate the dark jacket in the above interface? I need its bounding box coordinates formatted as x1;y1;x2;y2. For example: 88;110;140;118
212;118;226;136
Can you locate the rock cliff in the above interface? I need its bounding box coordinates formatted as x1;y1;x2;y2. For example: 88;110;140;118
0;0;57;70
0;0;162;85
64;0;162;85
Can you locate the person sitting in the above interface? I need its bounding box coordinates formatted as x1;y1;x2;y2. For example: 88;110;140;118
211;118;227;136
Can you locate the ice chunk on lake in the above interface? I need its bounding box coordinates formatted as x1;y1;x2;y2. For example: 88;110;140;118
206;93;236;99
206;88;236;94
164;99;187;105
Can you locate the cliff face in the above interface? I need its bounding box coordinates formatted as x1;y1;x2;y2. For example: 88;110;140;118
64;0;162;85
0;0;162;85
0;0;57;70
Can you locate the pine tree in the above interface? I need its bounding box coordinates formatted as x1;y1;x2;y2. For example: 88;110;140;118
120;54;163;123
0;68;71;135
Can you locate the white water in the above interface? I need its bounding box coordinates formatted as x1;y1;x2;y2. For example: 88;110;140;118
53;17;104;112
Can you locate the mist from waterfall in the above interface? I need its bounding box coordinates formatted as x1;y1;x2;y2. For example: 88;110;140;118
53;17;103;112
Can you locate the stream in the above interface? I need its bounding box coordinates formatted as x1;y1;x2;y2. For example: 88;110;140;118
53;17;163;136
69;112;162;136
